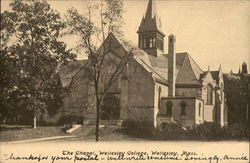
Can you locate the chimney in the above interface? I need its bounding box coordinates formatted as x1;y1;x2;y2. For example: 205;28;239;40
168;34;176;97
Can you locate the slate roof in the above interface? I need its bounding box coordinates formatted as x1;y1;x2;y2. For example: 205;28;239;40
111;33;169;85
164;53;203;86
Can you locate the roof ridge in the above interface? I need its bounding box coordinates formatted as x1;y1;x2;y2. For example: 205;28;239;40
202;70;211;81
187;53;203;72
180;53;188;68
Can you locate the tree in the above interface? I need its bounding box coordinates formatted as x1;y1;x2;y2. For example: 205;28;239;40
0;0;75;128
66;0;132;141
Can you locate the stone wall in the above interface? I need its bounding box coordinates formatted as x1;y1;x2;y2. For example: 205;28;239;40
201;72;216;122
159;97;204;127
195;99;204;125
120;59;156;123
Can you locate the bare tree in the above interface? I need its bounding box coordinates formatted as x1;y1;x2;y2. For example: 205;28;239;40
66;0;132;141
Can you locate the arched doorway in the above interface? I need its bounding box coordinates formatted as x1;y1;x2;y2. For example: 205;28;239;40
100;94;120;120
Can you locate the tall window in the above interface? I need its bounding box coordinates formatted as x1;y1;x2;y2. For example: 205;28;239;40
180;102;187;115
166;102;173;116
149;38;153;48
153;37;156;47
199;103;201;116
207;84;213;105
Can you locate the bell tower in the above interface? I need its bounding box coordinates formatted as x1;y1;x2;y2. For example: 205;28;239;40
137;0;165;57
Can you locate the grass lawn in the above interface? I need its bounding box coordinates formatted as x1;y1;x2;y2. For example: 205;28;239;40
52;126;149;142
0;125;67;142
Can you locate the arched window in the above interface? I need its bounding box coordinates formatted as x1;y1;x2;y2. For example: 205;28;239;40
199;103;201;116
166;102;172;116
180;101;187;116
207;84;213;105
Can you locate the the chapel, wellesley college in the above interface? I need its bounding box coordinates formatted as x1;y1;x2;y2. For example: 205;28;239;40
59;0;227;128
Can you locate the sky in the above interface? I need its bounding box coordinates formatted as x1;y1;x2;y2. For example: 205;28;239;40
1;0;250;73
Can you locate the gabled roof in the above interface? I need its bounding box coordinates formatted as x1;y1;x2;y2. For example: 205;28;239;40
137;0;165;36
164;53;203;86
210;71;219;84
60;33;169;87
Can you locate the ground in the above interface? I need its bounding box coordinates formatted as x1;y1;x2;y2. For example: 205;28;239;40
0;125;147;142
0;125;67;142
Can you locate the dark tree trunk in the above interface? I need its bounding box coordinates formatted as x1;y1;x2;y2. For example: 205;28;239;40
95;99;100;142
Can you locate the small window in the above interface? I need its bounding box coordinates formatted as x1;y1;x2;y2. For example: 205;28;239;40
180;102;186;115
166;102;172;116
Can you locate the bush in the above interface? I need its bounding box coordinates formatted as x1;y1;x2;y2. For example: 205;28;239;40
221;123;249;139
188;122;249;140
154;122;186;140
122;119;154;138
121;120;249;140
188;122;223;140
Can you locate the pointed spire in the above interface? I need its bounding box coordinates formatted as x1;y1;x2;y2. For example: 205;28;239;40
145;0;157;20
137;0;165;36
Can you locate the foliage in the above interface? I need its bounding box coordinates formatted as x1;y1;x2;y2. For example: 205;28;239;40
121;120;249;140
223;73;249;124
0;0;76;127
187;122;224;140
122;119;154;138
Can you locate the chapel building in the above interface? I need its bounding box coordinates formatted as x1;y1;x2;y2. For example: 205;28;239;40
59;0;227;127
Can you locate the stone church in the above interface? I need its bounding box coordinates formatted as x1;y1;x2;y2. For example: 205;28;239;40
59;0;227;128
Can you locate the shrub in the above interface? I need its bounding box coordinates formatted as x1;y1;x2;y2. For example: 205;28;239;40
221;123;249;139
122;119;154;138
121;120;249;140
188;122;249;140
151;123;187;140
188;122;223;140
